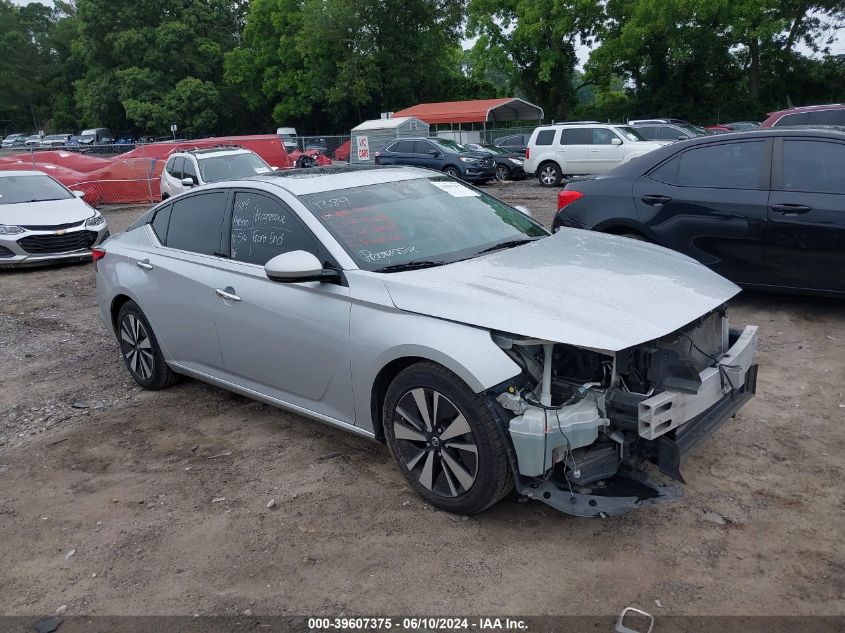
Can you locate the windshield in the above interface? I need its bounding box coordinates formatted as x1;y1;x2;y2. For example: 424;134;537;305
198;152;272;182
299;176;548;272
615;126;648;141
0;175;74;205
480;144;510;155
4;134;21;141
432;139;468;153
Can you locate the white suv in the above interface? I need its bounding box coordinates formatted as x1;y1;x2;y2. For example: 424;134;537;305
524;124;667;186
160;147;274;199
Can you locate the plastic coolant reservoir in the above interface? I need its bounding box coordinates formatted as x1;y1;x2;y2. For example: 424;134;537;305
508;397;606;477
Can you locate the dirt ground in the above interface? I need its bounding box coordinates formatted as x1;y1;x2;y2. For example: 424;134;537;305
1;179;843;618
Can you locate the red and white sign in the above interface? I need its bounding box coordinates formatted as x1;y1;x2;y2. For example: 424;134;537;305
357;136;370;160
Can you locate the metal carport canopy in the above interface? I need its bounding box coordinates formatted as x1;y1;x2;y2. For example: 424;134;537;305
392;98;544;124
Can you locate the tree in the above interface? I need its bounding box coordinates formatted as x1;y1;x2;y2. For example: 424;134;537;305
467;0;602;120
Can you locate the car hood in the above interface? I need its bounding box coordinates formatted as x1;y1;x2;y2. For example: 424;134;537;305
380;230;740;353
0;198;94;226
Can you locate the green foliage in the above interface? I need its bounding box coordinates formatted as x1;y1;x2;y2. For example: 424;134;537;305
1;0;843;136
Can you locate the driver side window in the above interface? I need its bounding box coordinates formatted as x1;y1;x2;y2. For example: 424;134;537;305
229;192;319;266
182;158;198;184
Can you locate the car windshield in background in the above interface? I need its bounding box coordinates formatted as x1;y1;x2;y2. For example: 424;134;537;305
198;153;272;182
616;126;648;141
433;139;468;153
299;176;548;272
481;145;510;155
0;175;73;205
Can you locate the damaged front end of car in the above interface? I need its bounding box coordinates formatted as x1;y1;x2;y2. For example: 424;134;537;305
487;307;758;517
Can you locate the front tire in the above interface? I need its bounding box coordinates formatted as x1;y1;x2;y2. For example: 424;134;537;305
537;162;562;187
495;164;510;182
443;166;461;179
116;301;178;390
383;362;513;514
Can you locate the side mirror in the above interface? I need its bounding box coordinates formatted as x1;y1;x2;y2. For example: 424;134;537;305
427;149;440;156
265;250;340;283
514;205;532;218
678;136;687;141
181;177;196;187
72;190;86;199
611;138;622;146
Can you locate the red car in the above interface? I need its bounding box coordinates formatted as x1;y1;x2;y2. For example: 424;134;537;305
760;104;845;128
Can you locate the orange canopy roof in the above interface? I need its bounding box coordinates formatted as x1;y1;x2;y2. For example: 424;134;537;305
392;98;544;124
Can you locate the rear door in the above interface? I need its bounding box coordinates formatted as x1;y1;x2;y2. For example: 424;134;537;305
212;189;354;422
587;127;624;173
380;140;415;166
764;136;845;293
130;190;229;374
556;128;590;174
632;139;772;284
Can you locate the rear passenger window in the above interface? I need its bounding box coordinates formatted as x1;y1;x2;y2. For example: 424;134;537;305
677;141;765;189
773;112;808;127
151;204;172;243
535;130;556;145
388;140;414;153
782;140;845;194
229;192;318;266
560;128;591;145
165;191;227;256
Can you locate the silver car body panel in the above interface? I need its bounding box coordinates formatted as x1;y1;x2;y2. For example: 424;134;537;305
97;167;748;449
380;228;740;353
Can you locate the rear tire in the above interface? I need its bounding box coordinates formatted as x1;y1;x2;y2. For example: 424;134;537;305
537;162;562;187
383;362;513;514
116;301;178;390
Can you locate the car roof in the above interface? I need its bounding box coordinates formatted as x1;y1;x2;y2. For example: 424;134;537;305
767;103;845;116
241;165;435;196
171;147;253;158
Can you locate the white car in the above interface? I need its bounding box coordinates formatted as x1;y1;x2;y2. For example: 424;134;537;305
160;147;275;199
524;124;668;186
0;171;109;267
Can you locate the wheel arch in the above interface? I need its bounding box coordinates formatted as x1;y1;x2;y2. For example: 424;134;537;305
110;293;135;333
593;219;656;242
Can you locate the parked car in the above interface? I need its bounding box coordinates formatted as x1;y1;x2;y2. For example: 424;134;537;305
628;118;689;125
1;133;28;148
722;121;760;132
374;138;496;182
40;133;73;147
160;147;274;199
464;143;526;180
524;123;666;186
0;171;109;267
304;138;329;155
631;122;709;141
276;127;299;152
760;104;845;128
493;133;532;154
95;165;758;516
77;127;114;145
24;134;43;147
552;128;845;296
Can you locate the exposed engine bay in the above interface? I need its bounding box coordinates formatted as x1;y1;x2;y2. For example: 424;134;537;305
489;307;758;517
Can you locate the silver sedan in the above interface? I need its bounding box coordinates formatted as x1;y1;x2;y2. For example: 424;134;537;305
0;170;109;267
96;166;758;516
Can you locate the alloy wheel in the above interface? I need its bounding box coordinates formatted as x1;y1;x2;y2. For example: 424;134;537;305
392;388;479;498
495;165;509;181
119;314;154;381
540;165;558;185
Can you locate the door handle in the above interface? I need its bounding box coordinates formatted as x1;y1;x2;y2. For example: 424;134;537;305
215;288;242;302
589;149;599;152
641;195;672;206
770;203;812;215
136;260;153;270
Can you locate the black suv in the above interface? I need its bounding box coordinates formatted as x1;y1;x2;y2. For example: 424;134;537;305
374;138;496;182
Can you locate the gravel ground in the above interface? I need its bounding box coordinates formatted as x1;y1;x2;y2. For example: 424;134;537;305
0;182;843;618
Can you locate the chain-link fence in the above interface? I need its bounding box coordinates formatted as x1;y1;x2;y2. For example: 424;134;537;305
295;135;352;163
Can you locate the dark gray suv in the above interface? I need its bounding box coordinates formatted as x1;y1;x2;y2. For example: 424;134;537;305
374;138;496;183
